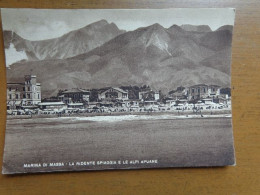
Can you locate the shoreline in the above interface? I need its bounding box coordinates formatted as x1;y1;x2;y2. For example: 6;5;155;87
6;110;232;120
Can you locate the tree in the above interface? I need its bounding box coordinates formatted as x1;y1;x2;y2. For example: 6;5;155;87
89;89;99;102
220;88;231;96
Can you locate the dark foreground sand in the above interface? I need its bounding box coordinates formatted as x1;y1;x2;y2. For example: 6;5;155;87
2;115;235;174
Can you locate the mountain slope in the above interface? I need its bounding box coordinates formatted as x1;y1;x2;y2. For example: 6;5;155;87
4;20;125;65
200;47;232;74
6;23;233;97
199;29;232;51
180;24;212;32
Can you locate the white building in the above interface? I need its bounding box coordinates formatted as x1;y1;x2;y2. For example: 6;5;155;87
23;75;41;105
187;84;220;100
98;87;128;101
7;75;41;110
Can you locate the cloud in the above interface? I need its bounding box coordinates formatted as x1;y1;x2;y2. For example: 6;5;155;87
5;43;28;66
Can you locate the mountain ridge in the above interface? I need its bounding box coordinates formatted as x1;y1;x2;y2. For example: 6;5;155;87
180;24;212;32
6;22;234;97
4;20;125;65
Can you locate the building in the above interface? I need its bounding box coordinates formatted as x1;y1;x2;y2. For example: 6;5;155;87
67;103;84;109
139;90;160;101
201;98;214;104
165;99;176;107
6;83;24;110
143;100;158;107
38;102;66;110
213;94;230;105
7;75;41;110
59;88;90;104
117;100;140;108
98;87;128;101
24;75;41;105
187;84;208;100
187;84;220;100
208;85;221;97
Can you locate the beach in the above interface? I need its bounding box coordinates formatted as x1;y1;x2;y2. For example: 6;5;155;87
3;113;235;174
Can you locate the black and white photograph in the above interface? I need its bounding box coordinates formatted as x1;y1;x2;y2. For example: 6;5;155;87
2;8;236;174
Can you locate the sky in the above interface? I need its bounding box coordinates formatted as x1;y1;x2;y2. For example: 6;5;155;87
1;8;235;41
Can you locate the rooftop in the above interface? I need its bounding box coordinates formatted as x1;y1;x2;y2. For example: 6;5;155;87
7;83;24;85
189;84;208;88
68;103;84;106
62;88;90;94
209;84;221;87
39;102;65;106
99;87;128;94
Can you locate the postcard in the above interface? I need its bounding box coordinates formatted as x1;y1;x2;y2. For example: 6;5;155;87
2;8;235;174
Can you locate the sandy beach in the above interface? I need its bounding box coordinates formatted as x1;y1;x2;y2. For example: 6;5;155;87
3;113;235;174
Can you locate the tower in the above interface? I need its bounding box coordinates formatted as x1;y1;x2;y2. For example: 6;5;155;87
24;75;41;105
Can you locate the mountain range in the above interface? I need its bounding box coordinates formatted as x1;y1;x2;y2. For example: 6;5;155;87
5;20;233;97
4;20;125;63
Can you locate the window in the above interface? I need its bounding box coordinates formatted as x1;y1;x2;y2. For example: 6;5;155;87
16;94;19;99
9;94;12;99
23;94;26;98
213;88;215;92
105;91;118;99
192;89;194;93
203;88;206;93
38;94;40;99
23;87;25;91
28;87;30;91
198;88;200;93
27;94;30;98
9;87;11;91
